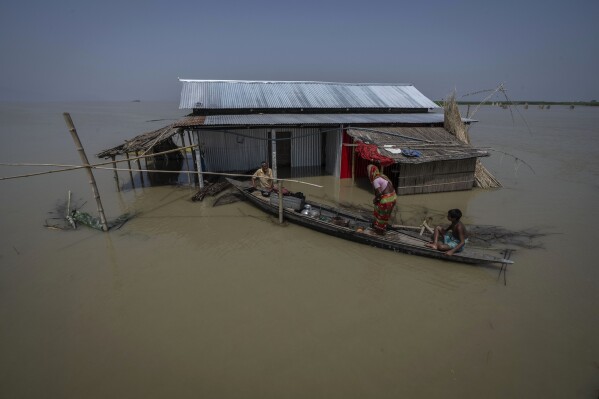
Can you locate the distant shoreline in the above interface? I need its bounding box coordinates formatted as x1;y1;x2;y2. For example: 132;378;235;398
435;100;598;107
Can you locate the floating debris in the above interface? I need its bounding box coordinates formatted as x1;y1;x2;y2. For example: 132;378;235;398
192;180;230;201
45;192;136;231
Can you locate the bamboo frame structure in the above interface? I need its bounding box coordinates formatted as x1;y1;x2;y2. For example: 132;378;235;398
111;155;120;191
444;93;501;188
125;152;134;188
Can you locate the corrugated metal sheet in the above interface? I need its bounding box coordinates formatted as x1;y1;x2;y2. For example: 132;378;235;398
291;129;321;168
195;128;270;172
193;127;326;172
179;80;439;110
202;113;449;126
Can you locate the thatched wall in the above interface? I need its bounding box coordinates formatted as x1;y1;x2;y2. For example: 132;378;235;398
389;158;476;195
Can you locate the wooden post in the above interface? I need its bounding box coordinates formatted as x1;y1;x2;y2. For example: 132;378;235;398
135;151;145;187
63;113;109;232
194;130;204;189
143;152;148;172
351;144;356;185
111;155;120;191
67;190;72;216
179;129;192;186
187;130;198;185
125;152;135;188
271;129;283;224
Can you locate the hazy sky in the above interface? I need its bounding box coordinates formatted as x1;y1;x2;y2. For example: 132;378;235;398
1;0;597;102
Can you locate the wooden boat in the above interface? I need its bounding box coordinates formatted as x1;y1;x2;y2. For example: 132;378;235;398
227;178;514;265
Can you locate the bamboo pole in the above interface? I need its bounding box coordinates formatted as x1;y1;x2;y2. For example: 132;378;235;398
193;130;204;189
0;163;324;187
63;113;109;232
135;151;145;187
187;130;199;185
390;220;434;235
179;129;192;186
67;190;71;216
111;155;120;191
271;129;283;224
0;144;199;170
444;93;500;188
125;152;135;188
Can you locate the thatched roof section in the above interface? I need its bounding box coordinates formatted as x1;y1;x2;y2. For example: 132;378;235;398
346;127;489;164
97;116;206;158
97;125;179;158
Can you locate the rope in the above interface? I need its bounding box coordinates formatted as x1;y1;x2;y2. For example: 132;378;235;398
196;126;341;141
92;167;324;188
0;160;323;187
0;144;199;180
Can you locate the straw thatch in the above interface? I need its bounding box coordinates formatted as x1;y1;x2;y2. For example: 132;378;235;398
346;127;488;164
97;116;206;158
443;93;501;188
97;125;180;158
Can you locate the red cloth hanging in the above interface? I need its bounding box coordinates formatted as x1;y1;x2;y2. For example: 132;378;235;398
340;130;353;179
356;142;394;167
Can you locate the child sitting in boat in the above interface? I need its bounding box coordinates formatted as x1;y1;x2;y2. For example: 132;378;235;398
425;209;468;256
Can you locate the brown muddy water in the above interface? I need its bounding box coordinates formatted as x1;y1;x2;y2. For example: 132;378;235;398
1;102;598;398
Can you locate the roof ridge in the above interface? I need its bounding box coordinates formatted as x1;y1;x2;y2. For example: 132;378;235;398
178;79;413;86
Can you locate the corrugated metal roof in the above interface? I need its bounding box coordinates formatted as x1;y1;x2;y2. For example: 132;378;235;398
179;80;439;110
196;113;447;126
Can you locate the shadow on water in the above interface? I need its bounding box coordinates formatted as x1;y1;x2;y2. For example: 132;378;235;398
145;139;184;186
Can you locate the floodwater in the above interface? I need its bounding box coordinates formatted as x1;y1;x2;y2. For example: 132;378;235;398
1;102;598;398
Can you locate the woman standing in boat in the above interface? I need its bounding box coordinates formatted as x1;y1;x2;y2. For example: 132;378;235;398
367;164;397;235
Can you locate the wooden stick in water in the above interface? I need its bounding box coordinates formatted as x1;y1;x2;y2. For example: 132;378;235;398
63;113;109;232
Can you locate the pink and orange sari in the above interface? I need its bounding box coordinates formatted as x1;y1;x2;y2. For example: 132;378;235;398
368;165;397;233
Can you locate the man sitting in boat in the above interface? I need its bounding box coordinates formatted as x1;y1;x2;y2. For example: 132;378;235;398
425;209;469;256
252;161;291;195
252;161;274;190
367;164;397;235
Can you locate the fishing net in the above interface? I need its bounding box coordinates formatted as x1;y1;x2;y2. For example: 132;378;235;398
337;201;549;249
444;93;502;188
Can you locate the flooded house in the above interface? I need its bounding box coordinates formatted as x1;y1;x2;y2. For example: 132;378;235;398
98;79;490;194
